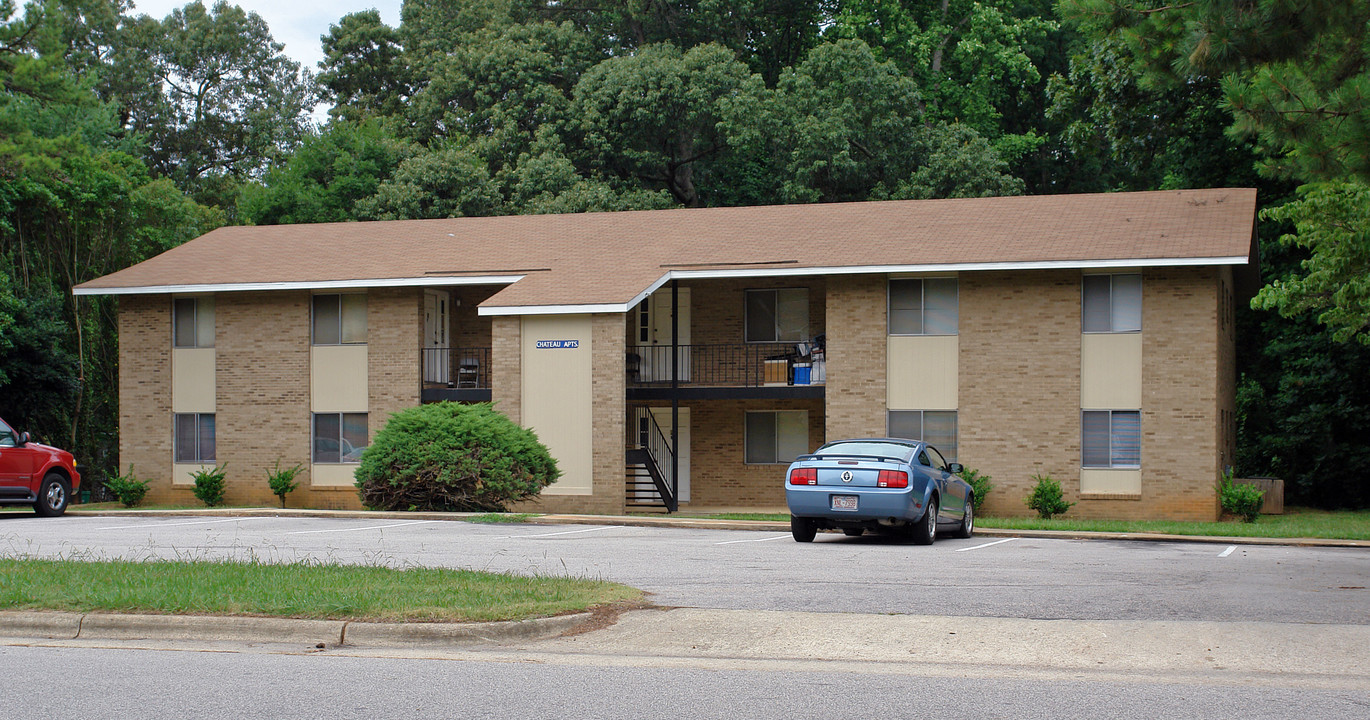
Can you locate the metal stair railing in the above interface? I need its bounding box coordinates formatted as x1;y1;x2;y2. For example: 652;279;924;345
625;408;677;512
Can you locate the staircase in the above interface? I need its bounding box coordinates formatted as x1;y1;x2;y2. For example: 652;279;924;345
625;408;677;512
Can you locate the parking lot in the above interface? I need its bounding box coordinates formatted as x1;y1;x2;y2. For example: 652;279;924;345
2;513;1366;624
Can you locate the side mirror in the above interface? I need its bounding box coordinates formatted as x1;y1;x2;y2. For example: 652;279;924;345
947;463;964;475
18;431;30;446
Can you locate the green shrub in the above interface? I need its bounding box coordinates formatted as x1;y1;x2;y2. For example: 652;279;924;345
355;402;560;512
1219;469;1265;523
960;467;993;514
191;465;228;507
105;465;149;508
266;461;303;509
1026;473;1074;519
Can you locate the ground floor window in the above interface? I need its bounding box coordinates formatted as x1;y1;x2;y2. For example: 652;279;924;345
1082;410;1141;467
744;410;809;464
313;412;368;463
887;410;957;462
174;413;215;463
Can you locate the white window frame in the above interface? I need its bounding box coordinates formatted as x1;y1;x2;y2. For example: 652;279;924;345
312;412;369;464
888;278;958;336
1081;409;1141;468
312;293;368;345
744;288;809;343
743;410;809;464
173;297;214;348
174;413;215;463
886;409;958;462
1082;274;1142;334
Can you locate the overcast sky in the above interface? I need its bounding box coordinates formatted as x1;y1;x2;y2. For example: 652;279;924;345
128;1;404;72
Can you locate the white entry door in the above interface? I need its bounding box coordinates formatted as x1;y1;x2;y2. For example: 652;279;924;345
633;406;690;504
423;290;450;384
637;287;691;382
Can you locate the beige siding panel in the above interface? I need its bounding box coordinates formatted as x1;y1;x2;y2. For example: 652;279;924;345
1081;468;1142;495
311;464;359;487
1081;333;1142;409
171;348;216;413
311;345;369;412
522;315;594;495
171;463;216;487
887;335;958;410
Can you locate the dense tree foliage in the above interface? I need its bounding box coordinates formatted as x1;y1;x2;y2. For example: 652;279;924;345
3;0;1368;506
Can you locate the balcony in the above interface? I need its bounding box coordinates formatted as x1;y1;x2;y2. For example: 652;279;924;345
421;346;491;403
627;343;825;400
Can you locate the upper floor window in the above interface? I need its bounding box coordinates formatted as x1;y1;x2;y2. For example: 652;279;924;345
746;288;808;342
889;278;957;335
173;297;214;348
1082;274;1141;333
1082;410;1141;468
313;294;367;345
888;409;958;462
174;413;215;463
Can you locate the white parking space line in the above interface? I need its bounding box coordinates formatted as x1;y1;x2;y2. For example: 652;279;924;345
287;521;439;535
955;537;1020;552
505;526;616;539
95;518;258;531
1219;545;1237;557
715;535;791;545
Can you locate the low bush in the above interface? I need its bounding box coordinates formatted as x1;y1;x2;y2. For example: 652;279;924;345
1220;470;1265;523
105;466;149;508
355;402;560;512
191;465;228;507
960;467;993;514
266;461;303;509
1026;473;1074;519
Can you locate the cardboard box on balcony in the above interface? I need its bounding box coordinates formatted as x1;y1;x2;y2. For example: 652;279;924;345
764;358;788;385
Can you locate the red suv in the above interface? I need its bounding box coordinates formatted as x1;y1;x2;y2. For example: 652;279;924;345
0;417;81;516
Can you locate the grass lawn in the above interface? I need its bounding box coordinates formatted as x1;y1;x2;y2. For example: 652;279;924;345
680;507;1370;540
0;558;642;622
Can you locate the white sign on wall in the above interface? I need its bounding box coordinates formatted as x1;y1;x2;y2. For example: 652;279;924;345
535;340;581;349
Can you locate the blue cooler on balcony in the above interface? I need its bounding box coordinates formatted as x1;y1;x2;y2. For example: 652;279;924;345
793;362;811;385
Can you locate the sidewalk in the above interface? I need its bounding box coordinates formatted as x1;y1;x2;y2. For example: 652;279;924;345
65;506;1370;548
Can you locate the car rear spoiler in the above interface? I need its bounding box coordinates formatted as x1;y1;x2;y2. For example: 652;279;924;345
795;453;909;464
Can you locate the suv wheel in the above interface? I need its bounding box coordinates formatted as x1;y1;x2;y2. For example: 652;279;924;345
34;473;70;517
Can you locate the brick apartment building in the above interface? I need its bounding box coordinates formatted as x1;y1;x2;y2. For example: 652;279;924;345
75;189;1257;520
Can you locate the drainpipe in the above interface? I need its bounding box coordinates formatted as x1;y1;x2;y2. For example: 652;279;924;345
670;279;679;512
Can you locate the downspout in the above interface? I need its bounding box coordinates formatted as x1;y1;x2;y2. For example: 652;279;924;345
670;279;680;512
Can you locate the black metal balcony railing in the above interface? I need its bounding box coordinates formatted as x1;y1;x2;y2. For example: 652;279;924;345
626;343;824;388
421;346;491;389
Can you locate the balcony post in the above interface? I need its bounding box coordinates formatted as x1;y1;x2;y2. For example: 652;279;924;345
670;279;679;512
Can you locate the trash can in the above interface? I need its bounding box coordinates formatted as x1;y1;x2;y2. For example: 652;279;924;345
793;363;811;385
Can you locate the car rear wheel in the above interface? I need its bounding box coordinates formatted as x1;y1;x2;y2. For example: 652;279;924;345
791;516;817;543
34;473;70;517
953;499;974;539
910;498;937;545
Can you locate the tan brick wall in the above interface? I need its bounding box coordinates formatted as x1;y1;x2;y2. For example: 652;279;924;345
118;296;173;500
825;275;887;440
490;316;521;424
684;277;827;346
687;398;825;507
448;285;499;349
1142;267;1222;521
959;271;1082;517
515;313;627;514
368;286;422;455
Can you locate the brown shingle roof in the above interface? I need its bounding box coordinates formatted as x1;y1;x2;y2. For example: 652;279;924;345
75;189;1257;309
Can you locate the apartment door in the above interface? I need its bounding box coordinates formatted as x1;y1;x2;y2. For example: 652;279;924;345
637;287;691;382
423;290;450;384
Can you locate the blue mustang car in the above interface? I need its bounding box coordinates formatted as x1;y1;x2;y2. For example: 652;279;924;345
785;438;974;544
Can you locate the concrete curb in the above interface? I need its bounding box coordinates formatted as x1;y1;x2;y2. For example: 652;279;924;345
0;610;590;648
63;507;1370;548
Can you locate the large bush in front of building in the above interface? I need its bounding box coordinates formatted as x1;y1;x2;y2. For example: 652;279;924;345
355;402;560;512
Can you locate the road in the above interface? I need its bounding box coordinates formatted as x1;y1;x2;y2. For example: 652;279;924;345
3;514;1368;718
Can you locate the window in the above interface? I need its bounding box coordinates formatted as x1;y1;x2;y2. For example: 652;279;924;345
313;412;368;463
0;417;17;447
1082;274;1141;333
174;413;215;463
887;410;958;462
173;297;214;348
312;294;367;345
1082;410;1141;468
744;410;809;463
889;278;958;335
745;289;808;342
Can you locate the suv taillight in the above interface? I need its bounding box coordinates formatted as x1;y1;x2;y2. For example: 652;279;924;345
789;468;817;485
877;470;908;488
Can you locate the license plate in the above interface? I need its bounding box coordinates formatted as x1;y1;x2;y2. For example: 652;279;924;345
831;495;858;511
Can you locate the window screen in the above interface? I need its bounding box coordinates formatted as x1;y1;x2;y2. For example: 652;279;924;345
173;298;214;348
745;289;808;342
313;294;367;345
889;279;957;335
1083;275;1141;333
744;410;809;463
887;410;957;462
1082;410;1141;468
174;413;215;463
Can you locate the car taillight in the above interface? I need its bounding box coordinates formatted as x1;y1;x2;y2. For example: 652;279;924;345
877;470;908;488
789;468;817;485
